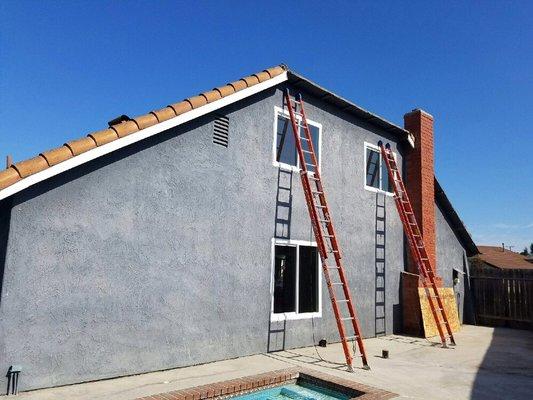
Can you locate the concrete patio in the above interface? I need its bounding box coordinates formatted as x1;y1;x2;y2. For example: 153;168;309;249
12;325;533;400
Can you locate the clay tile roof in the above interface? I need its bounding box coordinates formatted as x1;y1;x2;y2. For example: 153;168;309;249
40;146;73;166
201;89;222;103
88;129;119;146
186;95;208;109
168;101;193;116
0;167;20;189
111;120;139;138
214;85;235;97
151;107;176;123
228;79;248;92
253;71;271;83
65;137;97;156
12;156;50;178
242;75;260;87
476;246;533;270
132;114;159;130
0;63;411;197
0;64;286;193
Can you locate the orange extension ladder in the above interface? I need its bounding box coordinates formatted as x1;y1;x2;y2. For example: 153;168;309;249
379;142;456;347
285;90;369;371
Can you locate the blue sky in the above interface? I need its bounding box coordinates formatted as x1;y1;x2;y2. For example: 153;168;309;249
1;1;532;251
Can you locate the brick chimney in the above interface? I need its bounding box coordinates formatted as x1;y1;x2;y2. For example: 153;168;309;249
401;109;442;336
403;109;441;284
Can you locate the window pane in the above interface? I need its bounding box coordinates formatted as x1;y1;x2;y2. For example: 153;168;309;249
298;246;319;313
276;115;297;166
301;124;320;172
381;159;393;193
273;245;296;313
366;148;380;188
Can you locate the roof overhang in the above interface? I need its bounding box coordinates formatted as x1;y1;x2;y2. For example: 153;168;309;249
434;178;479;256
0;72;288;201
287;70;415;146
0;64;415;201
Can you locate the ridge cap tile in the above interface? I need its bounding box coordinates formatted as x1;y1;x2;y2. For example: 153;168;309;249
0;64;283;193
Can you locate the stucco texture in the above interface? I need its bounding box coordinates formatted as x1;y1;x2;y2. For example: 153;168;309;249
0;83;462;391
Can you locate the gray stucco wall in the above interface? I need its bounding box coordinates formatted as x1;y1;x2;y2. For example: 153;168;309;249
435;201;467;322
1;83;408;391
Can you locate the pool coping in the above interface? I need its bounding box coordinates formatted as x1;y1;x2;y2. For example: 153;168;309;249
136;368;397;400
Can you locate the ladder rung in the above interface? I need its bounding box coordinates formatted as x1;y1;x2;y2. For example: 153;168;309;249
331;282;344;285
341;317;354;321
326;266;340;269
324;234;334;238
302;150;313;154
319;219;330;223
312;190;323;194
300;137;310;141
336;299;349;303
345;335;359;341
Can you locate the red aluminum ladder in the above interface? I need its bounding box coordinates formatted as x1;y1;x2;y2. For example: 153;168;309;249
379;142;456;347
284;90;369;371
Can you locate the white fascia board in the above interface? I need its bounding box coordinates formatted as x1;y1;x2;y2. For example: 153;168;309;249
0;72;289;201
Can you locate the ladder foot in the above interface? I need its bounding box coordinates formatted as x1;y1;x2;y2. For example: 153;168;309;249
347;365;354;373
362;364;371;371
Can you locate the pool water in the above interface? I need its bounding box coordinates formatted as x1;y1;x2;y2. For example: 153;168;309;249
231;382;350;400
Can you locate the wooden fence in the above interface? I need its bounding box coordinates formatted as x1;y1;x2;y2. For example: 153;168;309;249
470;265;533;329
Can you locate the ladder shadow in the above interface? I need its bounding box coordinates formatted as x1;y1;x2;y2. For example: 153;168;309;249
267;168;293;352
273;169;293;240
264;349;368;372
375;193;386;337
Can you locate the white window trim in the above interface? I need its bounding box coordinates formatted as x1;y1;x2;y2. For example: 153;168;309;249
364;141;395;196
270;238;322;321
272;106;322;173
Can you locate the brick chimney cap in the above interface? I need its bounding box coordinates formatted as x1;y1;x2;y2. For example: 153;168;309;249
405;108;434;119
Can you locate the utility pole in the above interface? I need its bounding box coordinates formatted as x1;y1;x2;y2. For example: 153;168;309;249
6;155;12;169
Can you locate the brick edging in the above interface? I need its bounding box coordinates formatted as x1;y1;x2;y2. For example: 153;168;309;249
136;367;396;400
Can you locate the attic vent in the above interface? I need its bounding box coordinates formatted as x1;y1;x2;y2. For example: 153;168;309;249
213;115;229;147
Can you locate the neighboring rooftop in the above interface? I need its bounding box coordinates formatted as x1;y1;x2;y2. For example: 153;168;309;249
475;245;533;270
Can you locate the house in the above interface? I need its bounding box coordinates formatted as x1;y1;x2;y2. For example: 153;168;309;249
472;246;533;270
0;65;478;392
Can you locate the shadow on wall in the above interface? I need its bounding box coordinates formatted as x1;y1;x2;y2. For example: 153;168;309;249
374;192;386;337
267;169;293;352
0;197;12;308
470;327;533;400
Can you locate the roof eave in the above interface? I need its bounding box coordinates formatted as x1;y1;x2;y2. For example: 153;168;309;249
434;177;479;256
286;70;414;147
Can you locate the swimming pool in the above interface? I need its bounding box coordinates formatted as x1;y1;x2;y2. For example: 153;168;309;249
230;382;350;400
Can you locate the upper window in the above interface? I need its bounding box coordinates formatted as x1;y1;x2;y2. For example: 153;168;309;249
272;240;320;320
365;143;393;193
273;107;321;172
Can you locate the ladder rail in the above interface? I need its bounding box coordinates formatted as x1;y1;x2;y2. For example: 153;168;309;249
379;142;455;346
298;97;343;261
284;90;369;370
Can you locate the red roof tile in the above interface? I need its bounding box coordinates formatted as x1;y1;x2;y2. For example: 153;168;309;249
476;246;533;269
0;64;287;192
